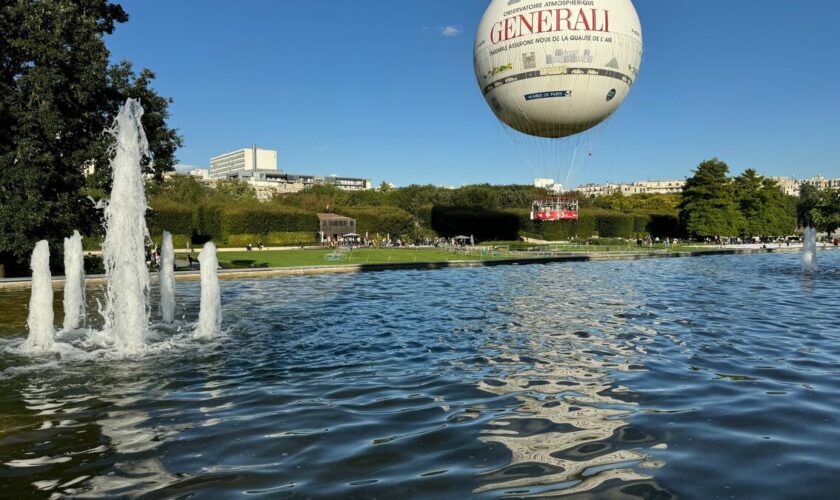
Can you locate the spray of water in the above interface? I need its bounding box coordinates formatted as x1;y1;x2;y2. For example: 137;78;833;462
194;242;221;339
159;232;176;323
21;241;56;352
802;227;819;273
101;99;150;352
62;230;86;330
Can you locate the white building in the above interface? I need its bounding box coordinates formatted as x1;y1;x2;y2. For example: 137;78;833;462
534;178;564;194
189;168;209;180
574;180;686;197
210;146;278;179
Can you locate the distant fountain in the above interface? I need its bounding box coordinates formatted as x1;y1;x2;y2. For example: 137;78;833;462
802;227;819;273
101;99;150;352
62;230;85;330
159;232;176;324
21;241;56;352
194;242;221;339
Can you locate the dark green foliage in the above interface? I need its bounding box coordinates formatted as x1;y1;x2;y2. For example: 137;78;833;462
431;206;520;241
194;204;223;241
679;159;744;238
733;170;796;237
810;190;840;235
797;184;821;228
0;0;181;275
221;206;318;236
647;214;682;238
147;202;193;236
338;206;415;238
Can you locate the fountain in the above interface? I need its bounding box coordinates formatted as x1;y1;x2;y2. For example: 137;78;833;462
21;241;56;352
17;99;222;356
101;99;151;352
159;232;176;323
802;227;819;273
194;242;221;339
63;230;86;331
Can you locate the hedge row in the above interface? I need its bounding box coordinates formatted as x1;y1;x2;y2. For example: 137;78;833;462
144;201;681;245
225;232;317;247
147;202;318;242
147;202;193;237
337;206;416;238
434;206;680;242
431;206;521;241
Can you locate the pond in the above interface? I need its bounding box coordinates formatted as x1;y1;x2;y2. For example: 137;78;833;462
1;251;839;498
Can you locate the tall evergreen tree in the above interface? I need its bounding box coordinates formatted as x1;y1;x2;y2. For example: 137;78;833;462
679;159;743;239
797;183;821;228
733;170;796;237
0;0;181;276
811;190;840;236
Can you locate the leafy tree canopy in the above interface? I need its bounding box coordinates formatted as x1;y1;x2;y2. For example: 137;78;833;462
0;0;181;275
679;159;744;238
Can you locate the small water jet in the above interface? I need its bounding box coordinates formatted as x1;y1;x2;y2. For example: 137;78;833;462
101;99;151;352
159;232;176;323
21;241;56;352
194;242;221;339
802;227;819;273
63;230;86;331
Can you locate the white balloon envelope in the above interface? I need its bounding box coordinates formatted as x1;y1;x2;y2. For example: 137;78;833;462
474;0;643;139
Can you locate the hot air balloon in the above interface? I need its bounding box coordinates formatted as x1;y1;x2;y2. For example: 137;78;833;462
474;0;643;139
474;0;643;220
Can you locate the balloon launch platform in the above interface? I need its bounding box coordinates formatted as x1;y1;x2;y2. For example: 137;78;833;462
530;197;580;221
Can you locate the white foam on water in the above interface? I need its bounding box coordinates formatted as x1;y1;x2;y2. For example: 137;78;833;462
20;241;57;353
63;230;86;331
101;99;151;353
802;227;819;273
194;242;222;339
159;231;176;323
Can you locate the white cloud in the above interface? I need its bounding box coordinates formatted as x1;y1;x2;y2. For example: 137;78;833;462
440;25;463;37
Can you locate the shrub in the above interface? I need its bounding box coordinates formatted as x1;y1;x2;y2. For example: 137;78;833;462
224;232;316;247
150;234;191;249
82;236;103;251
431;206;520;242
221;206;318;236
147;202;193;236
338;206;415;238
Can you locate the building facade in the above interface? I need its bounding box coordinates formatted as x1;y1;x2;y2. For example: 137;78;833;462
210;146;278;179
318;214;357;241
207;146;372;199
189;168;209;180
574;180;686;197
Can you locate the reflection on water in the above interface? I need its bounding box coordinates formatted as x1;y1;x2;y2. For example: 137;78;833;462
1;251;839;498
472;271;671;497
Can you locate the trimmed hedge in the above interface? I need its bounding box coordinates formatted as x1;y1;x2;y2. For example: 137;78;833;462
225;232;316;247
150;234;191;249
431;206;520;241
338;206;415;238
147;202;193;237
221;206;318;236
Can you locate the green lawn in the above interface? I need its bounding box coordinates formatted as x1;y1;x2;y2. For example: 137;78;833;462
177;244;724;270
179;248;491;269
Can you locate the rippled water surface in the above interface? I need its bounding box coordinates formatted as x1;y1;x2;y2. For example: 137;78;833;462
1;251;839;498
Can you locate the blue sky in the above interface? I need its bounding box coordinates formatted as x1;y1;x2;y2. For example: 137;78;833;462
107;0;840;187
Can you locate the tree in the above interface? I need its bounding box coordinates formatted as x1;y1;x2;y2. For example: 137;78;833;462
210;180;257;203
0;0;182;276
810;190;840;236
733;170;795;237
679;159;743;238
797;183;821;228
147;175;207;206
